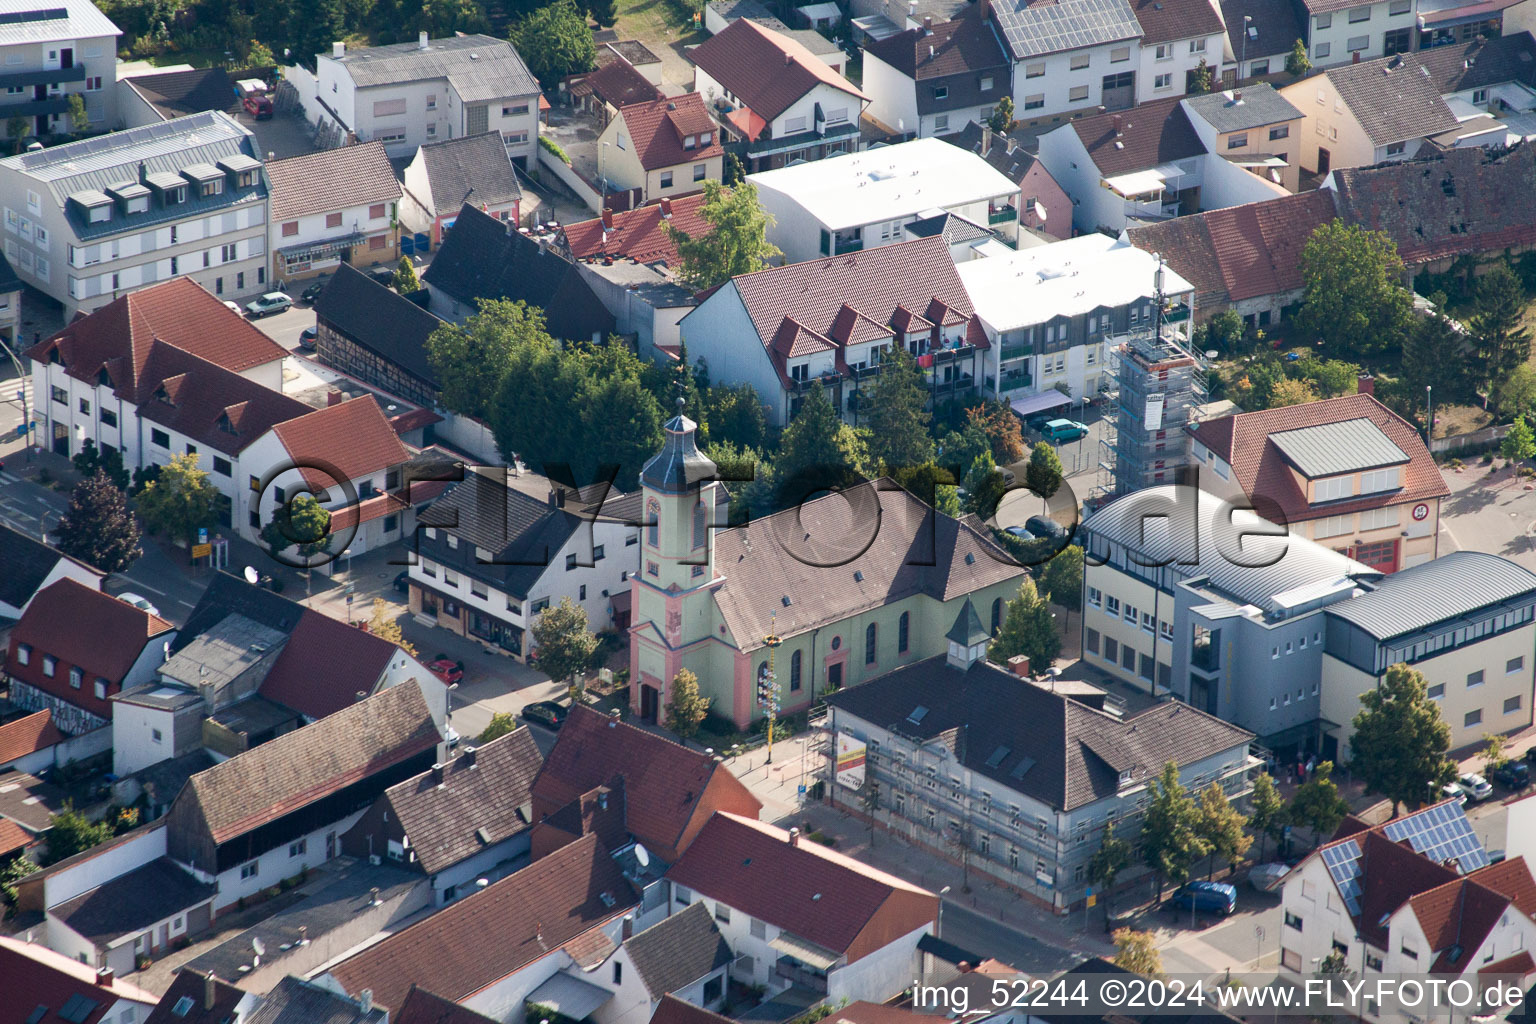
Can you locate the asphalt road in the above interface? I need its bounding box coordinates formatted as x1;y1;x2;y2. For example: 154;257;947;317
938;899;1088;976
247;303;317;353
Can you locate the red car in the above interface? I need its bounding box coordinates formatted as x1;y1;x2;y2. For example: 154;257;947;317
429;659;464;685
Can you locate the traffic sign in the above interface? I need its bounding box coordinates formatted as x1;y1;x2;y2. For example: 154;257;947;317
192;543;212;558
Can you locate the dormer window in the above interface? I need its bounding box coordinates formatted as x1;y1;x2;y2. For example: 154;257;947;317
236;170;256;187
200;178;223;197
790;363;808;382
1118;769;1135;789
165;186;186;205
96;367;111;387
684;134;697;150
217;413;237;434
88;205;110;223
700;131;712;145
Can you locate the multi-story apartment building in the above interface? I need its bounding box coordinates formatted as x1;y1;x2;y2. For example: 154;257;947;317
0;110;268;318
0;0;119;142
861;5;1013;139
263;141;401;286
957;234;1194;408
827;613;1256;911
288;33;541;165
1295;0;1418;67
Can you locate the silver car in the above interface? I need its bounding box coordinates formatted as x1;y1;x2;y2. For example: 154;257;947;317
244;291;293;318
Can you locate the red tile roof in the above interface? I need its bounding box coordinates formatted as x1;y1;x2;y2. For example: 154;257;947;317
5;580;174;720
618;94;724;173
133;342;314;455
1353;829;1459;947
254;610;400;720
327;491;411;534
1410;876;1511;972
689;18;866;124
575;58;664;109
1131;0;1224;43
533;706;762;862
393;986;501;1024
666;813;937;961
1481;951;1536;976
649;995;736;1024
0;710;63;767
328;833;637;1012
270;397;411;492
1471;858;1536;918
1069;96;1206;177
0;817;34;856
862;6;1009;80
0;935;158;1024
1188;394;1448;524
563;193;712;265
26;277;286;399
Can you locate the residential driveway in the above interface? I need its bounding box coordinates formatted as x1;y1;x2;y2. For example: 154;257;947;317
1437;460;1534;568
541;107;604;189
248;303;315;351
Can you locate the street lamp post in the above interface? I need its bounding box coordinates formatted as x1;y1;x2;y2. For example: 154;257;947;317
1241;15;1252;80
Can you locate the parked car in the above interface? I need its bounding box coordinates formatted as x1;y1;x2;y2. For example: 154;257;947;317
1441;781;1469;806
234;78;272;119
245;292;293;318
1494;761;1531;790
1024;410;1059;432
428;658;464;686
1460;772;1494;802
368;264;397;286
1171;880;1236;917
1040;418;1089;443
393;570;409;594
299;326;318;350
115;592;160;617
522;700;569;730
1248;863;1290;892
1024;515;1067;542
222;300;242;315
300;275;331;304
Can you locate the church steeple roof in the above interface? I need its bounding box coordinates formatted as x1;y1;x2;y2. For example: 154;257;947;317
946;597;990;648
641;400;717;494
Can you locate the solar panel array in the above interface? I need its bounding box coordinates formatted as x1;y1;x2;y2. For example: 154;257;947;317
1383;801;1490;871
1322;838;1364;916
992;0;1143;59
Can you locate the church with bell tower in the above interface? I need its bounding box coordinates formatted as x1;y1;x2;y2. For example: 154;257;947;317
628;405;1030;729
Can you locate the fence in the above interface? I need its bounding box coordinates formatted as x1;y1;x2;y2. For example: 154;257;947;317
1431;421;1512;455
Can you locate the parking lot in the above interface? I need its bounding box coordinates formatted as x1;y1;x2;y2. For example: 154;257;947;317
1436;460;1536;569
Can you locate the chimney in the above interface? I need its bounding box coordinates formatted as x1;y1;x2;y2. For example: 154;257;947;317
785;51;793;65
432;762;445;785
660;197;672;218
418;30;429;50
360;990;374;1015
622;914;635;940
958;961;974;973
297;925;308;945
1352;49;1361;62
1007;654;1031;677
929;44;935;58
1357;373;1375;396
1232;90;1243;103
96;967;114;987
547;487;559;508
1005;137;1018;154
924;15;933;32
601;208;614;229
464;745;478;768
981;124;993;156
138;161;148;185
789;827;801;847
1111;114;1123;135
333;41;345;58
326;388;344;406
204;972;217;1011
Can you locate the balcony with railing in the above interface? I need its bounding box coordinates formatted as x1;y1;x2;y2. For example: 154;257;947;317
933;372;975;395
994;369;1033;395
988;204;1018;226
930;344;976;365
1191;640;1219;674
790;371;842;393
999;342;1032;363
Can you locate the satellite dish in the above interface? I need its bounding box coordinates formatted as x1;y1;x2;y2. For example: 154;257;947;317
244;565;260;585
251;936;266;956
634;844;651;868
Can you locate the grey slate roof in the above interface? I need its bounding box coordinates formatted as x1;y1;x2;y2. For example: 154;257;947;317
624;901;734;998
122;67;237;121
1182;84;1302;132
1325;54;1462;146
945;597;990;646
0;110;266;241
1081;484;1376;614
1267;417;1409;478
1221;0;1303;63
246;977;387;1024
326;34;538;103
382;729;543;875
314;263;444;388
641;412;717;495
992;0;1141;60
903;211;994;246
827;656;1254;811
0;523;96;611
415;131;523;215
1417;33;1536;94
1325;551;1536;641
0;0;119;46
941;120;1039;182
51;858;214;946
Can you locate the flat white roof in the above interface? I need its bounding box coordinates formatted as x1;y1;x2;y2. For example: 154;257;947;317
746;137;1020;231
957;234;1194;332
1103;168;1166;197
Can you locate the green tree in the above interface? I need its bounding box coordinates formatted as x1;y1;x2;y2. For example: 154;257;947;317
53;470;141;573
1188;57;1213;93
1088;821;1133;923
668;178;782;290
1268;376;1319;408
706;383;768;451
428;299;550;421
391;256;421;294
1024;441;1064;503
934;483;961;517
1204;309;1244;349
41;807;113;866
290;0;344;71
966;402;1025;465
72;439;129;489
6;115;28;153
66;94;88;134
0;853;37;913
939;422;993;479
1351;664;1456;815
511;0;596;89
1288;760;1349;843
532;596;598;700
134;452;219;549
988;577;1059;670
1247;772;1288;862
1403;311;1472;406
367;598;417;656
962;451;1006;519
1293;357;1361;398
1297;222;1413;358
664;668;711;739
492;342;585;473
1196;783;1252;879
1481;733;1511;775
1472;261;1531;392
774;382;868;506
1498;363;1536;421
581;0;617;26
1039;544;1084;610
478;711;518;743
865;348;934;472
1503;415;1536;463
987;96;1015;134
583;367;665;490
1286;38;1312;77
1140;762;1209;901
240;40;278;70
261;493;332;559
1112;928;1163;977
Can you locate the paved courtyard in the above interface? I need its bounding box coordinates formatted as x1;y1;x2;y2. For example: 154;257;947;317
1438;459;1536;569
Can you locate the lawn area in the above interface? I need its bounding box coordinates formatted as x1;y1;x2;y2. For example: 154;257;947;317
614;0;706;45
